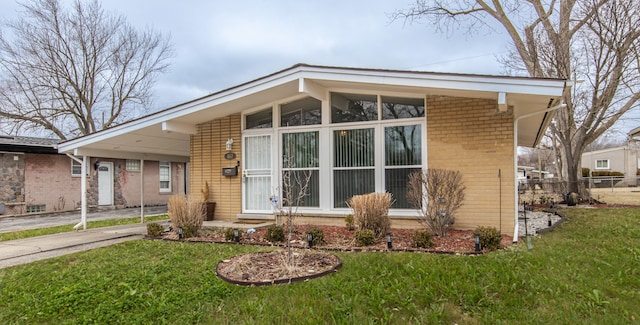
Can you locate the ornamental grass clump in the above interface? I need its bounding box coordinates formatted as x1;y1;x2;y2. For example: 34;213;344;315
348;192;392;240
167;194;205;238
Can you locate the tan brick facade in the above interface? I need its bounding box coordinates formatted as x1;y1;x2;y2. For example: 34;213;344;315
427;96;515;234
190;114;242;220
188;97;516;235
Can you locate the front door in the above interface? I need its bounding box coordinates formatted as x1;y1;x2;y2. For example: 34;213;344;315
98;162;113;206
242;135;272;213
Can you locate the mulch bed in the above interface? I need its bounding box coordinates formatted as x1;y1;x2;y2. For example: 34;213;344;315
153;224;513;286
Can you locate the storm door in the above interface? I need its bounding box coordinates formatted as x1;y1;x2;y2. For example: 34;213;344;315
242;135;272;212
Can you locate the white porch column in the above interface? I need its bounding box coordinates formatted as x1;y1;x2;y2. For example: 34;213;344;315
81;155;88;230
140;159;145;223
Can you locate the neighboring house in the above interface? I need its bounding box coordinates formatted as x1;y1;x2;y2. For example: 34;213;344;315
581;127;640;186
0;135;186;216
58;64;568;239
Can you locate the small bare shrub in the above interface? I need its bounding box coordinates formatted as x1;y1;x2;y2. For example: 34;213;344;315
348;192;392;240
355;229;375;246
473;226;502;251
407;169;465;237
146;223;164;237
167;194;204;238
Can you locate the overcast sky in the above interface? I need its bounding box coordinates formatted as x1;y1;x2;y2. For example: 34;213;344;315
1;0;637;137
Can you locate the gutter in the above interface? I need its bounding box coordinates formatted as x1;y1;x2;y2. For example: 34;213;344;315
512;101;566;242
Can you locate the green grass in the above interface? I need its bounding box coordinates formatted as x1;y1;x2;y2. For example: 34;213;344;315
0;215;168;242
0;208;639;324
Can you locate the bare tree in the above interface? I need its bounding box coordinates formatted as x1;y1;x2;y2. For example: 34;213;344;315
0;0;173;140
407;169;465;237
393;0;640;194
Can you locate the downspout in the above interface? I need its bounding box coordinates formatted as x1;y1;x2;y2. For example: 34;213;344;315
513;102;566;242
66;153;88;230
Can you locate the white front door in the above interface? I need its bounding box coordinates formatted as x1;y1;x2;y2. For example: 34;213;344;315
98;162;113;206
243;135;272;212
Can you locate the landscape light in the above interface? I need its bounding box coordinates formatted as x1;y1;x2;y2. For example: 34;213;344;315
178;226;183;240
386;232;392;249
474;233;481;253
233;228;239;243
307;232;313;248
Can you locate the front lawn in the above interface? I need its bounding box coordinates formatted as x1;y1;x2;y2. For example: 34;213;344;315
0;208;638;324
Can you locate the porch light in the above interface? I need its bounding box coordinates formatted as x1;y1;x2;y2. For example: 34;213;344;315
386;232;392;249
178;226;183;240
307;232;313;248
474;233;481;253
226;138;234;151
233;228;239;243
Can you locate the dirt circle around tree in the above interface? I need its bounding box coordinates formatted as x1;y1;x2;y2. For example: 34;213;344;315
216;249;342;286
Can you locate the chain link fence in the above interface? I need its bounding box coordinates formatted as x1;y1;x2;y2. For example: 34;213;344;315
519;176;640;205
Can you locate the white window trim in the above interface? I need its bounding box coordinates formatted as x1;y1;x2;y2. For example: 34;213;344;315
595;159;610;170
241;92;426;217
159;162;171;193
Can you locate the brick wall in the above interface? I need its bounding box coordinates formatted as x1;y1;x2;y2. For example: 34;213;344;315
190;114;242;220
427;95;515;235
24;153;82;213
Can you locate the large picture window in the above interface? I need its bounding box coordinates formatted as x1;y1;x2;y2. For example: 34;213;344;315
281;97;321;127
246;108;273;129
382;96;425;120
595;159;610;170
384;124;422;208
282;131;319;207
331;93;378;123
333;128;375;208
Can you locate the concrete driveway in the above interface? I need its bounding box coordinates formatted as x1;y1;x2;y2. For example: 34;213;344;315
0;205;167;233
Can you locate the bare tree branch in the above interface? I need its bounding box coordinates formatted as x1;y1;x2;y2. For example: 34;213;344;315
0;0;173;139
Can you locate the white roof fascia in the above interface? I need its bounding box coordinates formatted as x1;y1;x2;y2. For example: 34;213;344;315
59;64;566;153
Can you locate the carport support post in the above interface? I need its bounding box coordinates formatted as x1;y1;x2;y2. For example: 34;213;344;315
140;159;145;223
67;154;88;230
80;155;88;230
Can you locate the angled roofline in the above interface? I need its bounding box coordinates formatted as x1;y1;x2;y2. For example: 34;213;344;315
58;63;567;152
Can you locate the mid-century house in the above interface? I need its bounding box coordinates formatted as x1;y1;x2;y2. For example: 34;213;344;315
0;135;186;216
581;127;640;186
58;64;568;240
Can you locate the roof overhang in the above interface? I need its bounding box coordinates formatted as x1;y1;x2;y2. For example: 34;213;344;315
57;64;567;159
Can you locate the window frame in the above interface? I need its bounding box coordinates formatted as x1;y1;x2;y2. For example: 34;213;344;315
595;159;610;170
159;161;171;193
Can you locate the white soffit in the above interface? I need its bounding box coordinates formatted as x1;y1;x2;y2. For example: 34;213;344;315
58;64;566;158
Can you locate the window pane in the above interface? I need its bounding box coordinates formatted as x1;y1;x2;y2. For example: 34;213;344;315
245;136;271;169
333;128;374;168
283;132;318;168
385;125;422;166
246;108;273;129
333;169;375;208
72;160;82;176
281;97;321;126
382;96;425;120
386;168;421;208
283;170;319;207
331;92;378;123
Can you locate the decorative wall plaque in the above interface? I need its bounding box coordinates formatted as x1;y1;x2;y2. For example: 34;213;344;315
224;152;236;160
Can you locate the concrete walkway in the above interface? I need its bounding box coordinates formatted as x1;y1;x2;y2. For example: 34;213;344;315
0;217;274;269
0;221;167;269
